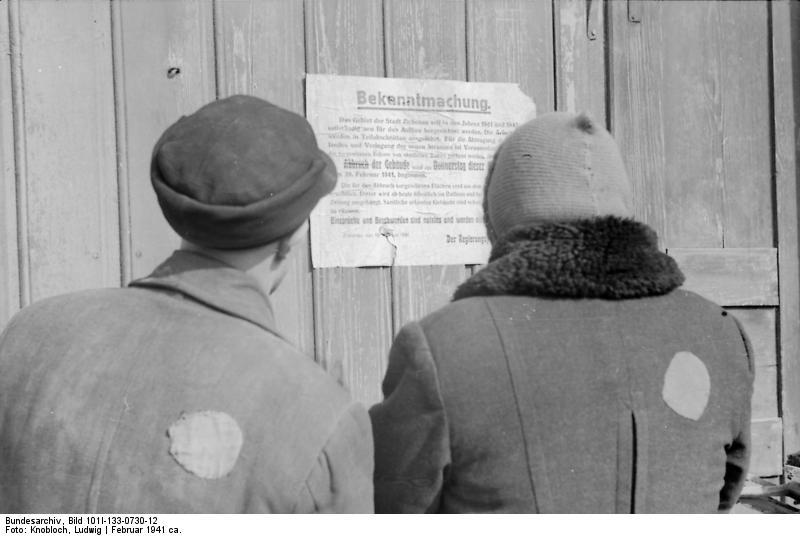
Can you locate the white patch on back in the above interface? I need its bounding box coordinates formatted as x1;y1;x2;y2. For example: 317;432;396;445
662;351;710;421
167;410;243;479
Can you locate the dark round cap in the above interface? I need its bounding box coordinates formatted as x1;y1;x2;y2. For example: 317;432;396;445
151;94;337;249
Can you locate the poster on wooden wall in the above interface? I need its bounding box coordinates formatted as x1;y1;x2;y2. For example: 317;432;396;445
306;74;536;267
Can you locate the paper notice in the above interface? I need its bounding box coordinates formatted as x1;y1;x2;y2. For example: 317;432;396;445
306;74;536;267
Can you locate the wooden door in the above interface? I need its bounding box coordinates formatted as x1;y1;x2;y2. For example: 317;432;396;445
1;0;796;482
610;0;797;477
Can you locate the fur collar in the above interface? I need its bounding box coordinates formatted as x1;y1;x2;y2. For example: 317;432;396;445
453;217;684;301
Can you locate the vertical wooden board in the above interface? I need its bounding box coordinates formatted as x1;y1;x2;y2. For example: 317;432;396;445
215;0;314;355
306;0;394;404
0;0;19;326
668;248;778;306
772;0;800;459
313;267;392;404
608;0;667;239
554;0;606;121
385;0;471;330
467;0;554;112
215;0;305;108
611;1;726;248
718;1;772;248
614;1;773;248
728;308;778;421
659;1;724;248
116;0;215;281
306;0;384;76
19;0;119;301
750;418;784;477
385;0;467;81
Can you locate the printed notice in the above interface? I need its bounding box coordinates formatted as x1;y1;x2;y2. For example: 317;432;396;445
306;74;536;267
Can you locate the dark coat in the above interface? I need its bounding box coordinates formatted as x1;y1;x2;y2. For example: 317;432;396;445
0;251;373;513
370;217;753;513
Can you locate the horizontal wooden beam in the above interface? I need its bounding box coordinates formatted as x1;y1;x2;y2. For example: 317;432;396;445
667;248;778;306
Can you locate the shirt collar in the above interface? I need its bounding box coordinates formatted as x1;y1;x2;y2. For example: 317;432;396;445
129;250;281;338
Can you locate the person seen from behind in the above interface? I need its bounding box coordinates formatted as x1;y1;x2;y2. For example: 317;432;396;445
369;111;754;513
0;95;373;513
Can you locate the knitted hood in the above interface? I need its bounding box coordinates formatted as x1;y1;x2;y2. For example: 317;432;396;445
453;216;684;301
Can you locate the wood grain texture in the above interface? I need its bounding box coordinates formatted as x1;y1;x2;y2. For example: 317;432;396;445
751;418;784;477
306;0;394;404
215;0;314;355
611;1;731;248
608;0;667;239
772;0;800;460
215;0;305;104
658;1;724;248
718;1;772;248
0;0;19;326
115;0;215;281
18;0;120;301
306;0;384;77
385;0;471;331
728;308;778;421
612;1;771;249
385;0;467;81
554;0;605;121
668;248;778;306
467;0;554;112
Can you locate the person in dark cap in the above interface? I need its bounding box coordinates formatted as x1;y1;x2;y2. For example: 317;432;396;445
0;95;373;513
369;111;754;513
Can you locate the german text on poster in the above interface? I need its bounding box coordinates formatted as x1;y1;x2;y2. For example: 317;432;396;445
306;74;536;267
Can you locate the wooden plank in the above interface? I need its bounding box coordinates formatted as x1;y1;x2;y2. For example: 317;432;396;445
734;497;799;514
608;0;667;240
115;0;215;281
0;0;20;325
554;0;606;121
772;0;800;460
610;1;726;248
751;418;784;477
613;2;771;249
658;1;725;248
668;248;778;306
467;0;554;112
385;0;467;80
18;0;120;301
728;308;778;421
215;0;314;355
384;0;471;331
306;0;394;404
718;1;772;248
215;0;305;104
737;476;800;513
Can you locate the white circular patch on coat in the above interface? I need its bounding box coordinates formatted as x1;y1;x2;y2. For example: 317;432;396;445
167;411;243;479
662;351;711;421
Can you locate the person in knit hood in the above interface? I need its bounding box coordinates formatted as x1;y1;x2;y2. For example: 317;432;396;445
0;95;373;513
369;111;754;513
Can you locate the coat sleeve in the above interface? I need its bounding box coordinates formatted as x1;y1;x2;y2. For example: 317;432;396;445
368;322;451;513
718;317;756;513
293;403;375;513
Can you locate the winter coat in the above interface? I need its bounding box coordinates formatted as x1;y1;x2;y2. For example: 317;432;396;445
0;250;373;513
370;217;753;513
